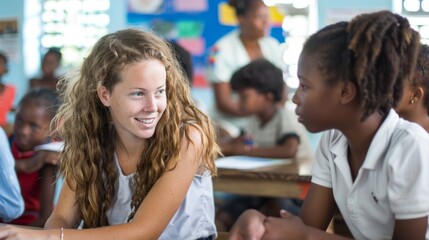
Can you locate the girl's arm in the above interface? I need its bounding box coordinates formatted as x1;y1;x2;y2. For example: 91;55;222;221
15;151;59;173
392;217;428;240
30;164;56;227
261;184;349;240
2;126;204;240
300;183;336;229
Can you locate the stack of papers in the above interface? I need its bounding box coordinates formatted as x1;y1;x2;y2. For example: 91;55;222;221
34;142;64;152
215;156;292;170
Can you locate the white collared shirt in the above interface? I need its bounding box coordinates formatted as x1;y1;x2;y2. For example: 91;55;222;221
312;109;429;240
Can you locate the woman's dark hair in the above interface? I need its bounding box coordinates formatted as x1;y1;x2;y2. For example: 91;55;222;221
231;58;284;102
302;11;420;120
228;0;262;16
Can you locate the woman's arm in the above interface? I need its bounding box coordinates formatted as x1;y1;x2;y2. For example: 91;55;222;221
30;164;56;227
44;178;79;229
213;83;246;116
2;126;204;240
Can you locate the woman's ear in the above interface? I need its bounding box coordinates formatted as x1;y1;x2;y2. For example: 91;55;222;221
97;85;111;107
339;82;357;105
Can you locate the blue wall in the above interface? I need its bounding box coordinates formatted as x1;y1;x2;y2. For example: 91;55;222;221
0;0;25;104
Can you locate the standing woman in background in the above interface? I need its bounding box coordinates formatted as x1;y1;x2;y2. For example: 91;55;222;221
29;48;62;91
207;0;285;138
0;28;219;240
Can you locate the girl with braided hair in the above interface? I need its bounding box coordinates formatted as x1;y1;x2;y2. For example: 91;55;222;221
396;44;429;133
229;11;429;240
0;28;219;240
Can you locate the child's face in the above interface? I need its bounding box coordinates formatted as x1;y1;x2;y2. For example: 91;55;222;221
292;52;344;133
97;59;167;142
238;88;271;115
395;82;415;119
42;53;60;75
14;101;52;151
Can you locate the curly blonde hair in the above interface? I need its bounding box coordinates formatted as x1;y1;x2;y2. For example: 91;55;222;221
53;28;219;228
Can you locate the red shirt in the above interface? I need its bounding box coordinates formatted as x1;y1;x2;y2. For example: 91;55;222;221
9;140;40;225
0;84;16;126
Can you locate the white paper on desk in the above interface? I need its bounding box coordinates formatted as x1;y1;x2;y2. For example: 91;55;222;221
34;142;64;152
215;156;292;170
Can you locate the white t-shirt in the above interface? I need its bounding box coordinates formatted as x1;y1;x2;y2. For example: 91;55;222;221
245;107;314;163
206;30;285;136
106;154;216;240
312;109;429;240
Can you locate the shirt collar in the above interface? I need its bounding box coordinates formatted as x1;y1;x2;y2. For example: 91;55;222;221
329;109;399;170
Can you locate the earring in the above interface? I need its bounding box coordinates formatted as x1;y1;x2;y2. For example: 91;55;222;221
410;99;415;104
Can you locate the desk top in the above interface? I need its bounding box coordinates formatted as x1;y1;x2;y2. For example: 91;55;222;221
216;160;312;182
214;159;312;198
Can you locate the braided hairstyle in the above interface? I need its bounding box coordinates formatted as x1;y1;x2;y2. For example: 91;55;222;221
302;11;420;120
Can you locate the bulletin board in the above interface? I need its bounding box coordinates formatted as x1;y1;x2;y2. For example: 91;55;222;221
126;0;285;87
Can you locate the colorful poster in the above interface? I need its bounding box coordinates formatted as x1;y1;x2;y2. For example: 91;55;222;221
127;0;284;87
0;19;19;61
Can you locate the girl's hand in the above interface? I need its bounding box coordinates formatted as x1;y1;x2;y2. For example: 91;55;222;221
229;209;266;240
262;210;308;240
0;225;58;240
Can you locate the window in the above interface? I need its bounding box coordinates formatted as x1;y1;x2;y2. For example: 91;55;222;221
41;0;110;67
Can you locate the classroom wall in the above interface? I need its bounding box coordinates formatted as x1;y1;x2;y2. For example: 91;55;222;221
0;0;394;150
317;0;392;28
0;0;25;104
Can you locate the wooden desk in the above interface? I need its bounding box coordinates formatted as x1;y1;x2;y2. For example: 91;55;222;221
213;160;312;199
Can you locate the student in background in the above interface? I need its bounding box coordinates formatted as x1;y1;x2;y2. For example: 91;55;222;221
6;88;60;227
0;127;24;222
29;48;62;91
0;28;219;240
216;58;313;231
0;52;16;129
221;59;313;161
169;40;194;85
229;11;429;240
207;0;284;138
395;44;429;132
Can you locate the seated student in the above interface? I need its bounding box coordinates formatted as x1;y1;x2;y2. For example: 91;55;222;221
0;28;220;240
29;48;62;91
7;88;60;227
216;59;314;231
0;127;24;222
220;58;313;162
229;11;429;240
0;52;16;129
395;43;429;132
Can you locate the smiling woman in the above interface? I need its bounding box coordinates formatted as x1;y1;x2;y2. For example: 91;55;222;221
0;29;220;240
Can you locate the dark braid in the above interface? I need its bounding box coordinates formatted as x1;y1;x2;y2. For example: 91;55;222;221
413;44;429;114
228;0;261;16
303;11;420;120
